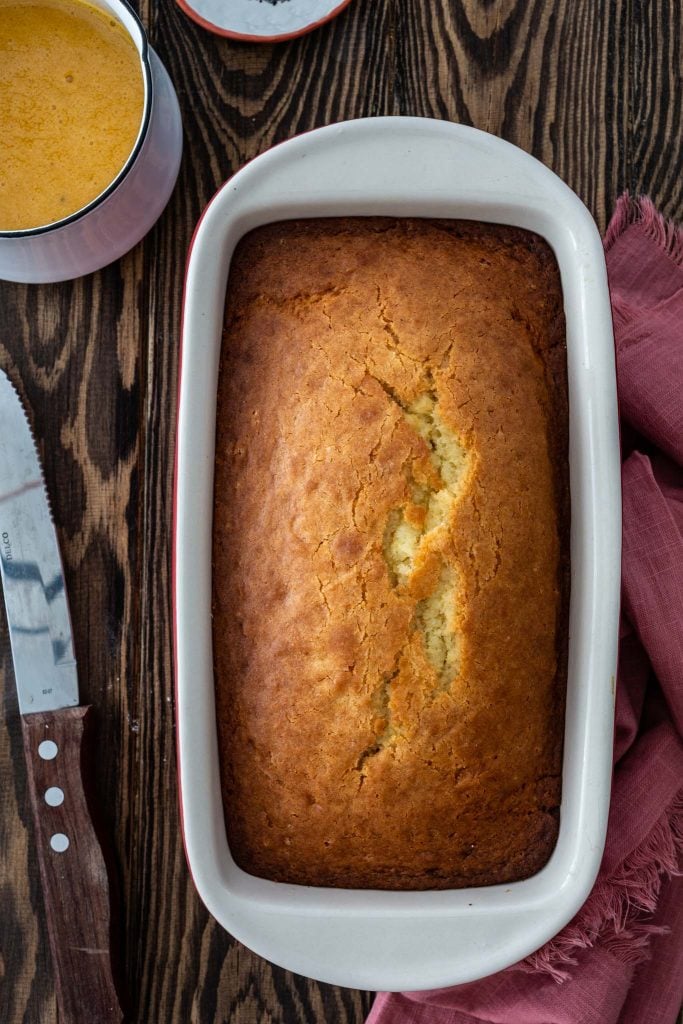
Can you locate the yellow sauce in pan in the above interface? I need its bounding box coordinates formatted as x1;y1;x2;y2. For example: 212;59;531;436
0;0;144;231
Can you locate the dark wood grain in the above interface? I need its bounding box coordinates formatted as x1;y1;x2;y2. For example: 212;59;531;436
21;707;124;1024
629;0;683;221
1;1;682;1022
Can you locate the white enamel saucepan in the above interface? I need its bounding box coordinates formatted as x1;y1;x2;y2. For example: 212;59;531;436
0;0;182;284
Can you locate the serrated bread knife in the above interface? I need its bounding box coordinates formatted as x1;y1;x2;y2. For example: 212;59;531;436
0;370;123;1024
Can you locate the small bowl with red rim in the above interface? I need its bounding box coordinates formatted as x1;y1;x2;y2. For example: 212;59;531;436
175;0;353;42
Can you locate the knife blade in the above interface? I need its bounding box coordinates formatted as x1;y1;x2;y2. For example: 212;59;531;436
0;370;123;1024
0;375;79;715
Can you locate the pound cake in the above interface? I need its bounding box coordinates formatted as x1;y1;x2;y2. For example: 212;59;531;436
213;218;569;890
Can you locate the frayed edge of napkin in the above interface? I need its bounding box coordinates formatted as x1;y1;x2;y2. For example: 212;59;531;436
516;792;683;982
609;294;642;330
604;193;683;267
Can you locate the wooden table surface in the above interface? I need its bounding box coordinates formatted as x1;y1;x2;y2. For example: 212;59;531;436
1;1;682;1021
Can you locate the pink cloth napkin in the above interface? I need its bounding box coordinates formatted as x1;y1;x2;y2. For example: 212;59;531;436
368;196;683;1024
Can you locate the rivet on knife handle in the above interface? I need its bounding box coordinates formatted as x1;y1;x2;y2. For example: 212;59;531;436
21;706;124;1024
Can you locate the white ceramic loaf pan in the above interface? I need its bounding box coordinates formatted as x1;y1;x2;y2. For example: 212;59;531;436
175;118;621;992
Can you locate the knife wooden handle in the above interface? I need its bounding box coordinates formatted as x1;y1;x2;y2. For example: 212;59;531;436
21;706;125;1024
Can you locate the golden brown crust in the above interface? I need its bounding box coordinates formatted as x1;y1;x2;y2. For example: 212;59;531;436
213;218;569;890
